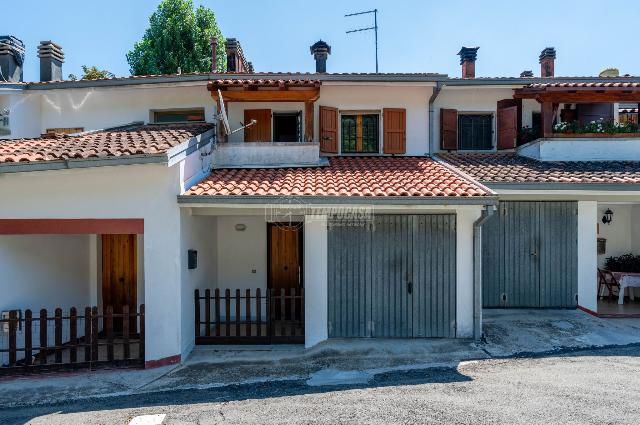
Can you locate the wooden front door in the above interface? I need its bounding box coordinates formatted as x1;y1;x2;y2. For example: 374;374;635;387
268;224;303;320
102;234;137;333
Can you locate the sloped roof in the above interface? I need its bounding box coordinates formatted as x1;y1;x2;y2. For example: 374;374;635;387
0;122;213;165
184;156;491;199
437;152;640;185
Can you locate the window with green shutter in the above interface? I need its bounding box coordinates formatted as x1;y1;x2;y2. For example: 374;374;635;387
341;114;379;153
458;114;492;150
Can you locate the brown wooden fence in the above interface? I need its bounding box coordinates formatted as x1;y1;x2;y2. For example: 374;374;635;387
0;305;144;375
195;289;304;344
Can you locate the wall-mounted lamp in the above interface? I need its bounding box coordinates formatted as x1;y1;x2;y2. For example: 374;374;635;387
234;223;247;231
601;208;613;225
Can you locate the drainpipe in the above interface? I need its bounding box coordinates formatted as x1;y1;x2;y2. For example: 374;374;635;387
427;82;443;156
473;205;496;341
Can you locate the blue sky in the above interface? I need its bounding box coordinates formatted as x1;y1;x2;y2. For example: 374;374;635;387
6;0;639;81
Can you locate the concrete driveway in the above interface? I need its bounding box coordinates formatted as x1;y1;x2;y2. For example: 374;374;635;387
0;309;638;410
482;309;640;356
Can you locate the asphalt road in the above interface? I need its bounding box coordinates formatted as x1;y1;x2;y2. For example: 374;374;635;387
1;346;639;425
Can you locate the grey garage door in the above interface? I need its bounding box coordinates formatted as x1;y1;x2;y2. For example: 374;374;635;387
328;214;456;338
482;201;578;308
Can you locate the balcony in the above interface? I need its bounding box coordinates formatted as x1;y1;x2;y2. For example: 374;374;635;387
212;141;325;168
518;136;640;161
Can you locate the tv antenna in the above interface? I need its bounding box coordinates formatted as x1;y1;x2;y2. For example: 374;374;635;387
217;89;256;135
345;9;379;72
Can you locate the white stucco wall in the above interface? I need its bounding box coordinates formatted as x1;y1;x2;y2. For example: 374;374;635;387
632;205;640;254
521;99;539;129
216;216;268;291
597;204;633;267
0;92;42;139
179;210;216;356
0;164;183;363
518;138;640;162
578;201;598;312
2;84;214;139
456;208;482;338
432;86;540;153
0;235;93;312
304;215;328;348
317;84;433;155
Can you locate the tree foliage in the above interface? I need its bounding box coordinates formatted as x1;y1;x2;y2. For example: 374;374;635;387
68;65;115;81
126;0;225;75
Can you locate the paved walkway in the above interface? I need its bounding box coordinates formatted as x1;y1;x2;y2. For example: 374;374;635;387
1;309;639;409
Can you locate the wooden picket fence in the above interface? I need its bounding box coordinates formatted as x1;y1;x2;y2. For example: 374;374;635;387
195;288;304;344
0;305;144;374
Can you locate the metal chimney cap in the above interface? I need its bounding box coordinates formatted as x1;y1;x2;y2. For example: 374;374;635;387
457;46;479;64
310;40;331;55
539;47;556;62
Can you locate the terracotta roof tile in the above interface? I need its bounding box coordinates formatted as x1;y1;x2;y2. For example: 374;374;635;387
209;79;320;87
527;82;640;89
437;153;640;184
185;157;490;198
0;123;214;164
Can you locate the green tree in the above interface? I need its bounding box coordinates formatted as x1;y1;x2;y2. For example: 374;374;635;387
68;65;115;81
126;0;225;75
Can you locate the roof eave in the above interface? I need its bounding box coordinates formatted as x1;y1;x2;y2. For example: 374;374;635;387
0;154;167;174
485;182;640;191
177;195;497;206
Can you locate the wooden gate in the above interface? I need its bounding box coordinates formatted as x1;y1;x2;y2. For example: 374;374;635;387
194;289;304;344
1;305;144;375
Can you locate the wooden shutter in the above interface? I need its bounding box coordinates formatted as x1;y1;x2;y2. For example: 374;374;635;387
383;108;406;154
497;106;518;150
244;109;271;142
440;108;458;150
319;106;338;153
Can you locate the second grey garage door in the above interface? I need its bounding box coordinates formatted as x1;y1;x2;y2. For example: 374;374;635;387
328;214;456;338
482;201;578;308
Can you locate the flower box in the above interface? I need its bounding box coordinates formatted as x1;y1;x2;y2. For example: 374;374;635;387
551;132;640;138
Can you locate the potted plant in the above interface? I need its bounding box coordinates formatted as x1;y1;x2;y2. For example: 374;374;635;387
604;253;640;273
553;119;640;138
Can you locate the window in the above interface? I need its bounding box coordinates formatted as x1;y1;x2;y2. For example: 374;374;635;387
273;112;301;142
458;114;492;150
153;108;205;124
341;114;379;153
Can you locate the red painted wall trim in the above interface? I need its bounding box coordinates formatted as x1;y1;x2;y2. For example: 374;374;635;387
0;219;144;235
145;354;181;369
577;305;599;317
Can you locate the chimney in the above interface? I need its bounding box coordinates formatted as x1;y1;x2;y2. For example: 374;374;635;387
539;47;556;78
310;40;331;73
0;36;25;82
520;70;534;78
225;38;253;73
38;41;64;82
457;46;479;78
210;37;218;72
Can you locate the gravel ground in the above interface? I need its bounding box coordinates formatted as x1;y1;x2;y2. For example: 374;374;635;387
1;345;639;425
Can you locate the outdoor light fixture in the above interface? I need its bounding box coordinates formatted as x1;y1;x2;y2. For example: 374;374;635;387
602;208;613;225
234;223;247;231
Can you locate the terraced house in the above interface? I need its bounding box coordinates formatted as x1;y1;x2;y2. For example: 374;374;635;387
1;36;639;373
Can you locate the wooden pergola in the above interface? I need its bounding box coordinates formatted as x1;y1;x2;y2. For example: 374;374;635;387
514;83;640;137
207;79;321;142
